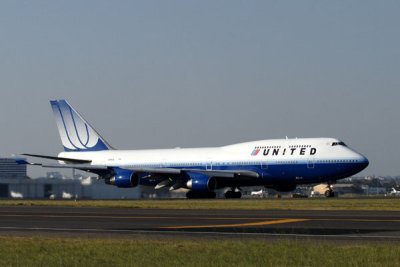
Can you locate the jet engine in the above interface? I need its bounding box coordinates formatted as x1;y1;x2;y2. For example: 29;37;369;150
185;172;216;192
108;168;139;188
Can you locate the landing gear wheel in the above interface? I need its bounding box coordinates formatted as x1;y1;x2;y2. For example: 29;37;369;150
324;190;335;197
224;191;242;199
186;191;216;199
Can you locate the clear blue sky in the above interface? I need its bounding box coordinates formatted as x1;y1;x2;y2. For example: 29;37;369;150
0;1;399;177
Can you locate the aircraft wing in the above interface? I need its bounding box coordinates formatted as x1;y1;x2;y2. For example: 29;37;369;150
19;155;259;182
125;167;259;179
182;169;259;179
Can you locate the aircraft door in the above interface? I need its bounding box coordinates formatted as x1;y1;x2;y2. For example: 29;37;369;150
261;161;268;170
261;161;269;178
206;159;212;170
307;157;315;169
160;159;167;168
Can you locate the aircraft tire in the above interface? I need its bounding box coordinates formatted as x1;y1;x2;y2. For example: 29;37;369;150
324;190;335;198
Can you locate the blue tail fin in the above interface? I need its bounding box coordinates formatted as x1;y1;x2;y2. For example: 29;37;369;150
50;100;113;152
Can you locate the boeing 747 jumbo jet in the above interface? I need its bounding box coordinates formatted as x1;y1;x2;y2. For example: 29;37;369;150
20;100;369;198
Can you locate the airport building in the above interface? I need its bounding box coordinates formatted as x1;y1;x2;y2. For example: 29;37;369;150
0;175;141;199
0;158;140;199
0;158;27;179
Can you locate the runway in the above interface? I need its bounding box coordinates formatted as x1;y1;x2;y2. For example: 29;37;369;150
0;206;400;241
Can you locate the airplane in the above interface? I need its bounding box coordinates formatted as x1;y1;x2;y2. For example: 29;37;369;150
389;188;400;196
250;189;264;197
19;100;369;199
10;191;23;199
62;192;73;199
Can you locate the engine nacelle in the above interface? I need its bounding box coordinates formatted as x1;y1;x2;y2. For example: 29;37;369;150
109;168;139;188
185;172;216;192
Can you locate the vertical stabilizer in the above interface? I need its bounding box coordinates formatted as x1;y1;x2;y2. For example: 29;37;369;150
50;100;113;152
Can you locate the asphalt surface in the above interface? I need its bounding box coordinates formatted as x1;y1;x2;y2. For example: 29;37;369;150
0;206;400;241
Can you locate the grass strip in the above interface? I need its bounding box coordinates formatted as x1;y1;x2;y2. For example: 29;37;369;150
0;236;399;267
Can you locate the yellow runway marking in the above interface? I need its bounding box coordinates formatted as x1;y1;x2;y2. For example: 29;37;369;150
160;218;309;229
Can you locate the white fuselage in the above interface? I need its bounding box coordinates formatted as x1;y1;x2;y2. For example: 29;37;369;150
59;138;365;167
59;137;368;185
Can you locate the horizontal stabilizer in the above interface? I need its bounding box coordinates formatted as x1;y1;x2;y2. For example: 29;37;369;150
40;164;108;171
21;154;92;164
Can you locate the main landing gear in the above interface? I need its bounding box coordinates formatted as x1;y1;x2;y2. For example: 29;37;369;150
225;188;242;199
186;191;216;199
324;184;336;197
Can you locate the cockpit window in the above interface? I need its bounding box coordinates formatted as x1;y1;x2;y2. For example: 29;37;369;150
332;142;347;147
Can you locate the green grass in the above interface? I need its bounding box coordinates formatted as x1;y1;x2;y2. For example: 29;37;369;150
0;236;399;267
0;198;400;211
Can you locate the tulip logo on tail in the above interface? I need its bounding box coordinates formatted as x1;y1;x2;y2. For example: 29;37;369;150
251;148;260;156
50;100;110;151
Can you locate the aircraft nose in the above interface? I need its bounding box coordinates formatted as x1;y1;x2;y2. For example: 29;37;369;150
358;154;369;170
